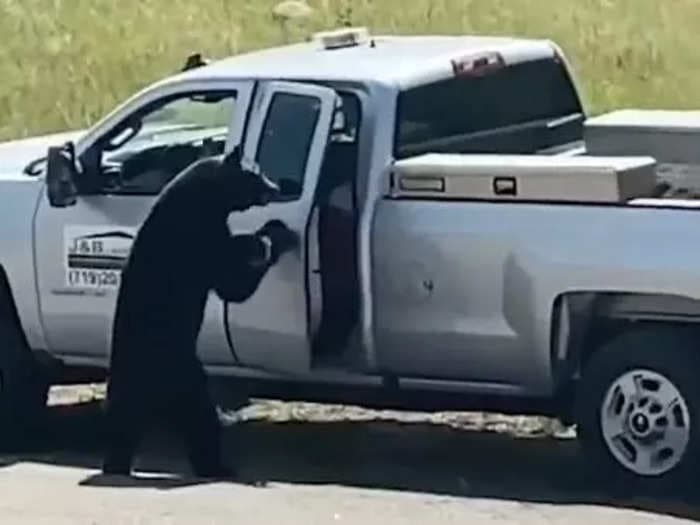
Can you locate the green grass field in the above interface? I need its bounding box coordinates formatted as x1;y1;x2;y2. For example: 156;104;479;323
1;0;699;141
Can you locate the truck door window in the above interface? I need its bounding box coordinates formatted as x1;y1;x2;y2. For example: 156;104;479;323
395;58;584;158
81;90;236;195
255;93;322;200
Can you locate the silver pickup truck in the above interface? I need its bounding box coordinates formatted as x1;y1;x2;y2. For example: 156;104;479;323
2;27;700;489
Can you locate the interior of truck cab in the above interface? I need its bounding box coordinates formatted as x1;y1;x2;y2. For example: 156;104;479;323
311;91;362;366
78;90;236;195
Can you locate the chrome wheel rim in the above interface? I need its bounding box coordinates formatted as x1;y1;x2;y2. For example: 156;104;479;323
601;369;691;477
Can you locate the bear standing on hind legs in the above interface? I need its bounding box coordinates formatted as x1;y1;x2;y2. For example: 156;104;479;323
101;147;298;479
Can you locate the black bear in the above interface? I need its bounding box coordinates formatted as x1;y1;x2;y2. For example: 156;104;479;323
102;146;297;478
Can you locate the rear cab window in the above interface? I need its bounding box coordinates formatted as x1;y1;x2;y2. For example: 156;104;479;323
394;57;584;159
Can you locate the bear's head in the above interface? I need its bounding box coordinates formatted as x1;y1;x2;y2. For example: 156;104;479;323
218;147;280;212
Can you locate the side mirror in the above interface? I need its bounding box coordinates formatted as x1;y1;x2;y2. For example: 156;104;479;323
46;142;79;208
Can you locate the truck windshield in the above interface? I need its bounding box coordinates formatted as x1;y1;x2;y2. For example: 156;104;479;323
394;57;584;159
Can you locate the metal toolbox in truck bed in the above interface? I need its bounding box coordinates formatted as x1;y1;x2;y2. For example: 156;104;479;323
389;153;658;203
585;109;700;193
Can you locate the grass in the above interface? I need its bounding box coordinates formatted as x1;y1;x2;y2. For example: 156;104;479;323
1;0;700;141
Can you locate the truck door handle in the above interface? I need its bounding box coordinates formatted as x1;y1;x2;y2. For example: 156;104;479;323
312;268;321;274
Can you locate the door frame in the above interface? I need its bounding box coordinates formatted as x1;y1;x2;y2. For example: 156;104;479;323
223;80;340;375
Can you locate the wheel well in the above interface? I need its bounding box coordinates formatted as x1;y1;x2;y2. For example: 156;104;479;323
0;265;32;352
0;265;101;383
550;291;700;423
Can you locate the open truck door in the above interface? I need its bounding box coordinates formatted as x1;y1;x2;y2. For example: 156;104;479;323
224;81;339;375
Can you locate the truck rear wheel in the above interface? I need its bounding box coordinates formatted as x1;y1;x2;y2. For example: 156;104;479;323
0;286;50;446
576;328;700;492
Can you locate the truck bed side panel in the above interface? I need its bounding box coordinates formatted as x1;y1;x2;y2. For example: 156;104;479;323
371;199;700;395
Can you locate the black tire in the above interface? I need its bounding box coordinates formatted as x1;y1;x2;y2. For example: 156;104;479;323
575;326;700;494
0;283;50;447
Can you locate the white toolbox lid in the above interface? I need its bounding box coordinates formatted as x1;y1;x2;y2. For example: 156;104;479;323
389;153;658;203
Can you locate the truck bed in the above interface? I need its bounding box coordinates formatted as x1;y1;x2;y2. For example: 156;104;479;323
585;109;700;198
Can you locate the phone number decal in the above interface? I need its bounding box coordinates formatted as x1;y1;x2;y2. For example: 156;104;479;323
67;269;121;290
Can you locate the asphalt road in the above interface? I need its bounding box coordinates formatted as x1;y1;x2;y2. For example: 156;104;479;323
0;387;699;524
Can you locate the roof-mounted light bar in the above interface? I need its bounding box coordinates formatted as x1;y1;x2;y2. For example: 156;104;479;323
312;27;371;50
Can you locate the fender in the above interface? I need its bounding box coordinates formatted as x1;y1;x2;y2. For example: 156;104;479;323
551;291;700;399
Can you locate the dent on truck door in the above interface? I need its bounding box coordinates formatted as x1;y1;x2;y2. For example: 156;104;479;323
224;81;338;375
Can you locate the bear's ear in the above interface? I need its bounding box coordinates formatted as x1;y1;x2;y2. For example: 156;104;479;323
221;146;242;173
